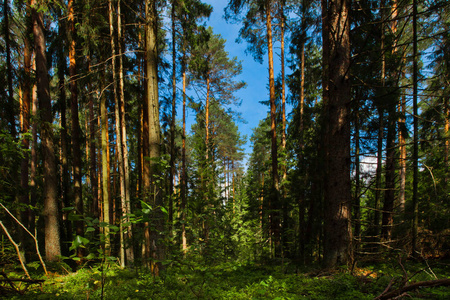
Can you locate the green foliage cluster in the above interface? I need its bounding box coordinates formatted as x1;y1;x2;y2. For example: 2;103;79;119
3;259;449;299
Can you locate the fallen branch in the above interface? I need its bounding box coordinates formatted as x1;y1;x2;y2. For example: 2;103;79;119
375;278;450;300
0;272;44;295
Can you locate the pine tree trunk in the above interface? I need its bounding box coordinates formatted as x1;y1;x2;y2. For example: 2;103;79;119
87;57;99;228
100;77;111;256
323;0;353;268
181;55;187;252
279;0;289;258
265;0;281;258
117;0;134;265
412;0;419;255
58;10;71;254
69;0;84;257
109;0;127;267
169;0;177;231
145;0;164;274
4;0;16;137
32;0;61;261
20;9;32;244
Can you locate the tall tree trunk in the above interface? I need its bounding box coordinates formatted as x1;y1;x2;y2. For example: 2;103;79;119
382;110;396;241
117;0;134;265
374;110;383;241
145;0;164;274
20;8;32;244
68;0;84;256
412;0;419;255
109;0;126;266
100;78;111;256
58;9;71;254
323;0;353;268
265;0;280;258
397;0;406;214
279;0;289;258
32;0;61;261
354;95;361;243
181;53;187;252
206;75;210;160
87;57;99;229
381;1;399;242
169;0;177;232
4;0;16;137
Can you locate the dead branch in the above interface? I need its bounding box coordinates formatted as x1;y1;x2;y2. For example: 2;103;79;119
0;221;30;279
0;202;48;275
375;278;450;300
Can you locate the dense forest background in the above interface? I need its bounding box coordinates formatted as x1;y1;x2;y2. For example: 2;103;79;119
1;0;449;289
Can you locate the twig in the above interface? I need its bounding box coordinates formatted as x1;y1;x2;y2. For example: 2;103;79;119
0;202;48;275
0;221;30;279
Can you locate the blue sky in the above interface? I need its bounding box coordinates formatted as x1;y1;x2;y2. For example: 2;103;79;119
192;0;286;162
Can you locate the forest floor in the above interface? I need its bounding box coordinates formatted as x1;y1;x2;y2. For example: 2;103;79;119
1;257;450;299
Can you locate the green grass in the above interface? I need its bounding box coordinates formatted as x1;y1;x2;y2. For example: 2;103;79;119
2;259;449;299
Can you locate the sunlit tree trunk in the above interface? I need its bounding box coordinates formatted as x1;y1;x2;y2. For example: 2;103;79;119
32;0;61;261
397;1;406;214
100;79;111;256
145;0;164;274
117;0;134;265
265;0;280;258
279;0;289;258
181;52;187;252
109;0;127;266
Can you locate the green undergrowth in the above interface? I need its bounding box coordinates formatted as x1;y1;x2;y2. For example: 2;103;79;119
2;258;450;299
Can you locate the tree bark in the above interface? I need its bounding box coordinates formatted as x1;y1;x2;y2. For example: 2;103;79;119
100;77;111;256
323;0;353;268
68;0;84;257
170;0;177;231
4;0;16;137
20;5;33;244
412;0;419;255
181;52;187;252
145;0;164;274
32;0;61;261
265;0;280;258
117;0;134;265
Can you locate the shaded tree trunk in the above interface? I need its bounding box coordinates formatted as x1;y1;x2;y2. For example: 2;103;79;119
323;0;353;268
4;0;16;137
68;0;84;256
20;7;33;245
412;0;419;255
32;0;61;261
